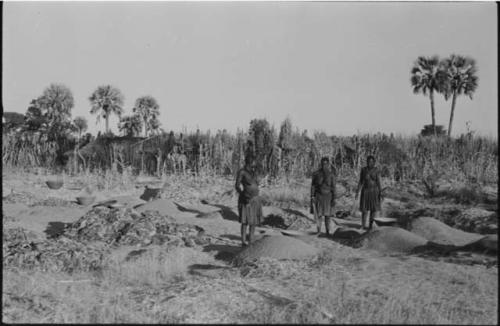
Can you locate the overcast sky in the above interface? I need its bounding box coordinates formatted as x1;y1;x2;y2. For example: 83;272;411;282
2;2;497;137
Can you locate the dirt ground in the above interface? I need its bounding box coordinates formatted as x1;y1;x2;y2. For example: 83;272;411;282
2;170;498;324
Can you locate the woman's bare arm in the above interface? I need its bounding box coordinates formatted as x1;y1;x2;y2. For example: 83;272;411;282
376;169;382;198
235;170;243;194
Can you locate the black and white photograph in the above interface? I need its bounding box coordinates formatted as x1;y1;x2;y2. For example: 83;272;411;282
2;1;498;324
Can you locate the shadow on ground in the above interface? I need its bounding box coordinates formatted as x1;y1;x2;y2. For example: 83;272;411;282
45;221;72;239
188;263;232;277
201;203;240;222
203;244;242;262
262;214;287;229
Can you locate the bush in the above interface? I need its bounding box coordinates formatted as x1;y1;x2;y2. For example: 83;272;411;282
420;124;447;137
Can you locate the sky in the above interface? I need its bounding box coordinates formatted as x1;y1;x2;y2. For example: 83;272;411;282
2;1;498;137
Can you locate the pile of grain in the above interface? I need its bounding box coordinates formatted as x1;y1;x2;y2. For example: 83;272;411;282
358;226;428;253
410;216;484;246
234;235;320;265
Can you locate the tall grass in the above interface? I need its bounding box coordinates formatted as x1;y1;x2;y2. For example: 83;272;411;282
4;126;497;187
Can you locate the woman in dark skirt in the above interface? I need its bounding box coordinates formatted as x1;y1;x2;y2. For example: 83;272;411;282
310;157;336;235
355;155;382;230
235;155;263;246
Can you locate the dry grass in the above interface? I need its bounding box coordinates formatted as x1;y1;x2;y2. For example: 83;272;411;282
3;232;498;324
245;251;497;325
2;247;215;323
260;180;310;207
103;246;216;287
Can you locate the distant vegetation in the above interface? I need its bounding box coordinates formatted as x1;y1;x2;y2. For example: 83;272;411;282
1;56;493;188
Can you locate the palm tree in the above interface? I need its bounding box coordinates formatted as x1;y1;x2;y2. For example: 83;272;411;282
440;55;479;137
37;84;74;132
73;116;88;139
133;96;160;137
410;56;447;136
89;85;125;134
118;114;142;137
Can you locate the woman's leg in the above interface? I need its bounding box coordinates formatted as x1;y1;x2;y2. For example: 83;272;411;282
241;224;248;245
361;210;369;229
324;216;331;235
369;210;378;229
316;216;323;234
249;225;256;244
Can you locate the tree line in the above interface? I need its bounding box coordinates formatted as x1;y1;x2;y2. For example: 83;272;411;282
4;52;479;142
18;84;162;141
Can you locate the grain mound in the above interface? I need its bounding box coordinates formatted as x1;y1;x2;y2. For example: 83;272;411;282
475;234;498;252
410;216;484;246
234;235;320;265
359;226;428;253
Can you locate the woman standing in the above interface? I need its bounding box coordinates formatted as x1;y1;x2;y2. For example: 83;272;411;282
355;155;382;230
235;155;263;246
310;157;336;235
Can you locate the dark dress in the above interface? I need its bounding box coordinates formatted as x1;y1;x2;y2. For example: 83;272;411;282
359;166;381;212
310;169;336;216
236;168;263;226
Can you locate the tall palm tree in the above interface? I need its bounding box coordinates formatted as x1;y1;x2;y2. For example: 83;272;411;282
118;114;142;137
89;85;125;134
410;56;447;136
37;84;74;133
133;96;160;137
440;55;479;137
